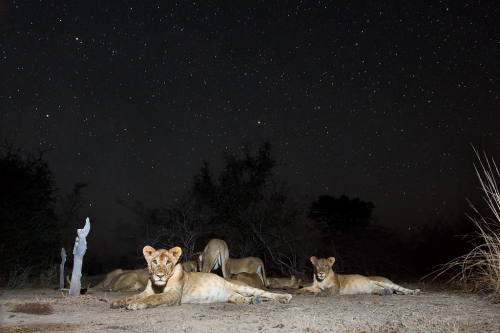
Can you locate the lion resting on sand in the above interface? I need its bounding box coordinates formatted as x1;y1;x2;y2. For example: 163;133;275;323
110;246;292;310
180;260;197;272
267;275;302;290
293;256;420;296
229;273;266;289
90;268;149;292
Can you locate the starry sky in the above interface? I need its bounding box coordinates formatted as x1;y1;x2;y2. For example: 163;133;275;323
1;0;499;234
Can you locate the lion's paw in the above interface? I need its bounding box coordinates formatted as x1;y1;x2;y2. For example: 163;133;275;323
110;299;127;309
126;301;149;310
251;294;263;305
278;293;292;304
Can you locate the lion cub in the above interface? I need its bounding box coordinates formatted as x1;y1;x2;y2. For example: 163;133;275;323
293;256;420;296
110;246;292;310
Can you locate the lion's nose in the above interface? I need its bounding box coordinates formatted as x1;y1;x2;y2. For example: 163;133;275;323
157;274;164;279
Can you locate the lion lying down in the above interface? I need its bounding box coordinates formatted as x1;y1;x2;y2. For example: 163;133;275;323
90;268;150;292
110;246;292;310
293;256;420;296
229;273;266;289
266;275;302;290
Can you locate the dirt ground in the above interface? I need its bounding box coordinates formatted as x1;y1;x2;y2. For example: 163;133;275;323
1;283;500;333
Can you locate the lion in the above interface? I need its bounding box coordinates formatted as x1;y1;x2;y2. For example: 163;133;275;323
293;256;420;296
197;239;230;278
180;260;197;272
110;246;292;310
229;273;266;289
227;257;268;287
267;275;302;290
90;268;149;292
90;269;126;290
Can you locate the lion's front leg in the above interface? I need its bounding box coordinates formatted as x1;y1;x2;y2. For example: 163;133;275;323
127;289;182;310
316;285;339;297
292;286;322;295
110;290;150;309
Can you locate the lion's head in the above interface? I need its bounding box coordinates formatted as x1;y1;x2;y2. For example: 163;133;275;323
143;246;182;286
310;256;335;282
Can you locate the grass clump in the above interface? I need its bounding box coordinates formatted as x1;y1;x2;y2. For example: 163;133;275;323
10;302;54;315
439;148;500;300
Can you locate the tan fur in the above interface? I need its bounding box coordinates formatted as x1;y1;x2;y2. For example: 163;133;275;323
227;257;268;287
91;269;126;290
198;239;230;278
110;246;292;310
267;276;302;290
180;260;197;272
293;257;420;296
90;268;149;292
229;273;266;289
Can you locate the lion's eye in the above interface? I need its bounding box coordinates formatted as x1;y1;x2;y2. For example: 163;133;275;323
166;260;171;265
152;260;157;265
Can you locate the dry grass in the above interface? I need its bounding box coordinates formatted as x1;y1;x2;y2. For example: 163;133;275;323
9;302;54;315
436;148;500;301
5;265;59;288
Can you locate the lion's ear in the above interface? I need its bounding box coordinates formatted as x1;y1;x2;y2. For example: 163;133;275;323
310;256;318;265
327;257;336;266
169;247;182;261
143;246;156;259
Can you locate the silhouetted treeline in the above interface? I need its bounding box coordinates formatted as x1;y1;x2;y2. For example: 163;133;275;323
0;141;478;286
0;143;61;284
113;142;477;281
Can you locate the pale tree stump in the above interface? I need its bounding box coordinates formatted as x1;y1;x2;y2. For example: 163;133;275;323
59;247;66;290
70;218;91;296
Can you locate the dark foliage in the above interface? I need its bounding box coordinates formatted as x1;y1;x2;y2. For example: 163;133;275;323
191;141;279;250
58;182;87;247
308;195;375;236
0;143;61;285
412;216;477;278
316;226;408;278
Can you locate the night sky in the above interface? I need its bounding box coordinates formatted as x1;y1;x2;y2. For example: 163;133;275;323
1;0;499;235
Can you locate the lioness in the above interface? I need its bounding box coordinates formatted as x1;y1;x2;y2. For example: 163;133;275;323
180;260;197;273
229;273;266;289
227;257;268;287
198;239;230;278
293;256;420;296
267;275;302;290
110;246;292;310
90;268;149;292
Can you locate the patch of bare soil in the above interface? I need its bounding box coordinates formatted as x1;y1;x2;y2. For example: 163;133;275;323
1;284;499;333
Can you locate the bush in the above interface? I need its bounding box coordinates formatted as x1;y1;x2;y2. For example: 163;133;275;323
0;144;62;286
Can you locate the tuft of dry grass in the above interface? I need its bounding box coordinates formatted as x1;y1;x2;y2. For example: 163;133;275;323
436;148;500;301
9;302;54;315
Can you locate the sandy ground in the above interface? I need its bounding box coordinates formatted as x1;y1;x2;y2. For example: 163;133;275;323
1;284;500;333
